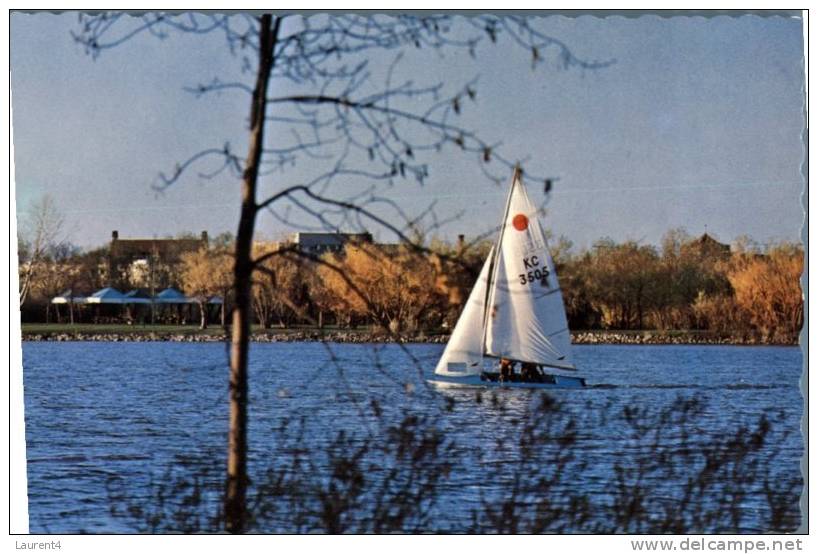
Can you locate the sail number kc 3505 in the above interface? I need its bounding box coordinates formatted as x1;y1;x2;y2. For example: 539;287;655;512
518;255;550;286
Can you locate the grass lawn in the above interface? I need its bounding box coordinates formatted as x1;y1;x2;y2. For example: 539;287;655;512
20;323;377;336
22;323;223;335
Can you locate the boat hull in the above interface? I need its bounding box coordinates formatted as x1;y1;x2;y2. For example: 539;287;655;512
428;372;586;389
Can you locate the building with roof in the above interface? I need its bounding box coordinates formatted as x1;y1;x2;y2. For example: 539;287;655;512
107;230;208;290
288;232;373;255
682;232;731;259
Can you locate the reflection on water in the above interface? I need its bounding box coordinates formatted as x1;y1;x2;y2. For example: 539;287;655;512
22;342;803;533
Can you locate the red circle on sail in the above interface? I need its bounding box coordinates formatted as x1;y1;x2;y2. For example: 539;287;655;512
512;213;529;231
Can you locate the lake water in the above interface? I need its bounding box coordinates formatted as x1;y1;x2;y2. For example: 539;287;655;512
21;342;804;533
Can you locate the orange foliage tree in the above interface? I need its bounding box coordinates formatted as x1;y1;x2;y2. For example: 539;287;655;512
180;247;233;329
251;243;309;329
725;243;804;342
315;242;444;334
427;238;494;329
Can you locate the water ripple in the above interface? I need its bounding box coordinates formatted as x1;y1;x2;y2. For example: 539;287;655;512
22;341;803;533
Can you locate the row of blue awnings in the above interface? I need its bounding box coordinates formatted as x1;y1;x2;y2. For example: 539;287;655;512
51;287;223;305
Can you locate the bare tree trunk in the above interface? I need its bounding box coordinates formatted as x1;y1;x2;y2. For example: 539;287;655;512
225;13;278;535
19;266;34;308
199;300;208;330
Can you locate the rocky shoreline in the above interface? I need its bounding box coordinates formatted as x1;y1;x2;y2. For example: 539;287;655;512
20;330;797;346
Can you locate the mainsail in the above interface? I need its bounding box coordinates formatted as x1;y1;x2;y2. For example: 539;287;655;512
483;170;575;370
433;247;494;376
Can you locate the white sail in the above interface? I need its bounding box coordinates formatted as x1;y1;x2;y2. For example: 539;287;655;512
483;171;575;370
434;247;494;376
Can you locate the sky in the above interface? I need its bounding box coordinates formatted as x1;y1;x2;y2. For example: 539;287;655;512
10;12;806;251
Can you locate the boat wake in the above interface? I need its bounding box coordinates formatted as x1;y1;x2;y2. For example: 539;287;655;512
586;383;789;390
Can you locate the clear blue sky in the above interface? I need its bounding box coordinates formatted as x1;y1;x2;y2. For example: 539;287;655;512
11;12;805;251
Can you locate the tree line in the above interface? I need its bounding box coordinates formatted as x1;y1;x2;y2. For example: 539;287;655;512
19;224;803;343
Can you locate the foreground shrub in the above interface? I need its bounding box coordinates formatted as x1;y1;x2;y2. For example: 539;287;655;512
107;392;801;534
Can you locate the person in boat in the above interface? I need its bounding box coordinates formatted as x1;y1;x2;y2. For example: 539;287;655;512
520;362;543;383
499;358;514;382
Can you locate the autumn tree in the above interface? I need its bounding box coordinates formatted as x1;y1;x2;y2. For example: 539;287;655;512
427;236;493;328
691;290;749;336
316;242;444;334
652;228;697;328
74;12;606;532
207;233;237;327
308;261;359;329
71;247;110;292
646;228;731;329
557;250;599;330
726;243;804;342
585;239;661;329
180;246;233;329
251;242;308;329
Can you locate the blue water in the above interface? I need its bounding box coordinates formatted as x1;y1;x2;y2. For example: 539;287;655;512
21;342;804;533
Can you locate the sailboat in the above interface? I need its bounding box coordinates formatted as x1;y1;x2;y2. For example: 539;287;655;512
430;167;586;389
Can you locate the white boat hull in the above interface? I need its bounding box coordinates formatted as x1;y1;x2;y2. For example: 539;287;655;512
428;372;586;389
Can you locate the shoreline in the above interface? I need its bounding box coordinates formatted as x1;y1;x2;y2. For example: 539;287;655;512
19;329;798;346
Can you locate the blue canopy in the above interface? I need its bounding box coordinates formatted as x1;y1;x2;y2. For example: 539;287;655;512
123;289;152;304
156;287;193;304
85;287;128;304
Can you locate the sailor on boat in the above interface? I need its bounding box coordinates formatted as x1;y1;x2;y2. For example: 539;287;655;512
499;358;515;382
488;359;557;384
520;361;541;382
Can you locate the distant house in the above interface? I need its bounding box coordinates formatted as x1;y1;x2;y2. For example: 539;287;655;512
683;233;731;259
108;230;208;289
288;232;373;255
